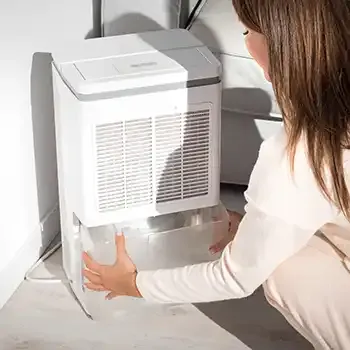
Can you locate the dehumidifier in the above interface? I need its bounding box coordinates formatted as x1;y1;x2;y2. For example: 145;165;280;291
52;29;227;318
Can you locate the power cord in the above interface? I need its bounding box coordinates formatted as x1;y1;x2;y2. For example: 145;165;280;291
24;232;70;284
185;0;208;30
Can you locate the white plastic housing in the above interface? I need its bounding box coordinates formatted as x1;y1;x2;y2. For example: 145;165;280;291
53;29;222;228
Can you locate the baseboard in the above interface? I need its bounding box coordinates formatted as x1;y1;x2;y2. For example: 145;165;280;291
0;204;60;309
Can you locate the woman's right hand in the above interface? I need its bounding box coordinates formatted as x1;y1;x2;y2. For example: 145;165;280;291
209;210;244;254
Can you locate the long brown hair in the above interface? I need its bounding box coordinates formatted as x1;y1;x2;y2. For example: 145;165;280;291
232;0;350;218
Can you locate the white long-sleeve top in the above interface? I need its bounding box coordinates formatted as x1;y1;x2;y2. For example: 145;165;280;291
136;127;346;303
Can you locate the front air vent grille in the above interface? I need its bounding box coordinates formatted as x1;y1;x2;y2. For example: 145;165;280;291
94;108;210;213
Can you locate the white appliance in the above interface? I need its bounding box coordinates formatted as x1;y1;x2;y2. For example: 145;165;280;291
52;29;226;318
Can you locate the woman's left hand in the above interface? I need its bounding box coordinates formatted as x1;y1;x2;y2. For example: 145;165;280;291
82;233;142;300
209;210;243;254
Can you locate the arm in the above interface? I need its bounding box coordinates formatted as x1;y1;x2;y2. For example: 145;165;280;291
136;201;318;303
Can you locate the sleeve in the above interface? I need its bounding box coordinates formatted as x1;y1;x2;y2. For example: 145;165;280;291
136;130;340;304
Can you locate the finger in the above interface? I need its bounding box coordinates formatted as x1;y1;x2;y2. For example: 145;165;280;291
83;269;102;285
209;243;221;254
209;245;219;254
105;292;118;300
209;240;226;254
227;210;243;222
82;252;103;274
115;232;127;258
84;283;107;292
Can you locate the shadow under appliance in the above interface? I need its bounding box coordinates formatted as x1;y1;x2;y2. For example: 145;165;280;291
52;29;227;318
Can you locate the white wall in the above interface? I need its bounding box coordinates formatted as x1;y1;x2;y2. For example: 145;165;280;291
0;0;100;308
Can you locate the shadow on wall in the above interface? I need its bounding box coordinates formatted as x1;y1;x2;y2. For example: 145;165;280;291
30;52;59;254
101;0;185;37
220;89;267;184
85;0;102;39
102;13;165;36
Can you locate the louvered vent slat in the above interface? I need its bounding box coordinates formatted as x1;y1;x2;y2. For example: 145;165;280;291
95;107;210;212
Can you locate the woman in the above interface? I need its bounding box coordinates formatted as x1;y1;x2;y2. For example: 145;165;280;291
83;0;350;348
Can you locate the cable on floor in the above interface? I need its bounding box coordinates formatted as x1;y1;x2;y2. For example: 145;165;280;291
24;232;70;284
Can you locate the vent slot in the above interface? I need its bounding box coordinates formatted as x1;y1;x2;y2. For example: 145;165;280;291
156;109;210;203
95;107;210;212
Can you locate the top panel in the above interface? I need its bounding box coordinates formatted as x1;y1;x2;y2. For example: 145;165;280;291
52;29;221;98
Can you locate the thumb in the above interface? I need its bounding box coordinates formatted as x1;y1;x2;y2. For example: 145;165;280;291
115;232;127;259
209;238;227;254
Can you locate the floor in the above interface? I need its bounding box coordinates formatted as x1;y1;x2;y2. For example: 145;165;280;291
0;185;312;350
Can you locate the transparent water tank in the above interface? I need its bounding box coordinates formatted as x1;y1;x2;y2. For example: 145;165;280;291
80;202;229;320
